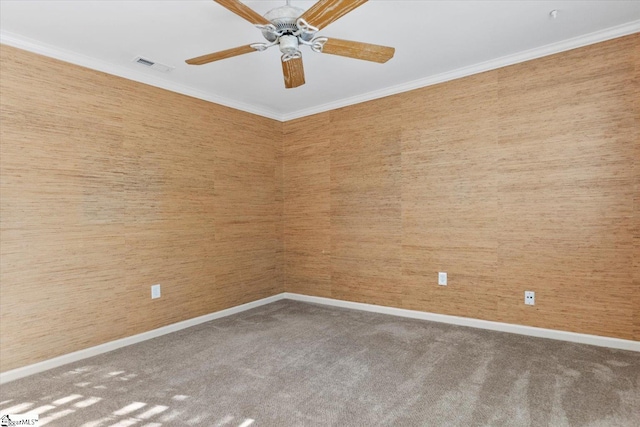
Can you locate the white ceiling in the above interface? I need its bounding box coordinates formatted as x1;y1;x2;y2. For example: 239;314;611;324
1;1;639;121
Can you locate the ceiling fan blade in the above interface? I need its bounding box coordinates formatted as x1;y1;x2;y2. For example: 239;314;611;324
213;0;270;25
185;45;257;65
299;0;368;30
322;38;395;63
282;56;305;89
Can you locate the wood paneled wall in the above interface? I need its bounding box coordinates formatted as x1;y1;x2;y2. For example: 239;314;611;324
0;46;283;372
284;34;640;341
1;33;638;373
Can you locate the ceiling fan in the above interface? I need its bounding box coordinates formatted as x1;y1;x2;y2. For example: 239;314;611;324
185;0;395;88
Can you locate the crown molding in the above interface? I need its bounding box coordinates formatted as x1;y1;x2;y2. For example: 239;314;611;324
281;19;640;121
0;30;284;121
2;20;639;123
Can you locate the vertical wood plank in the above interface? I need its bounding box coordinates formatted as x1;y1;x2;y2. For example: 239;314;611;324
329;98;403;307
284;113;332;297
632;36;640;341
495;36;637;339
401;72;500;321
213;114;281;308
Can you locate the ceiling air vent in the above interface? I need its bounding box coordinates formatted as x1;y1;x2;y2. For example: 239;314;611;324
133;56;174;73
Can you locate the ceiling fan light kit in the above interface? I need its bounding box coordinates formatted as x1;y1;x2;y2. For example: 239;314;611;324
186;0;395;89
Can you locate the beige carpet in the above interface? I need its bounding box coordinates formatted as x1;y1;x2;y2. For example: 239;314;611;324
1;300;639;426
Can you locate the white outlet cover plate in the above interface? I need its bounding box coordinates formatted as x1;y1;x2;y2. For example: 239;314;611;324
525;291;535;305
151;284;161;299
438;272;447;286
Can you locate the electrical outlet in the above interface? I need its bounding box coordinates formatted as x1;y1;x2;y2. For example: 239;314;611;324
438;272;447;286
525;291;535;305
151;284;161;299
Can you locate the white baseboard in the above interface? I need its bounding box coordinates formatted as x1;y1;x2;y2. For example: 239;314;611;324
283;293;640;352
3;292;638;383
0;293;285;384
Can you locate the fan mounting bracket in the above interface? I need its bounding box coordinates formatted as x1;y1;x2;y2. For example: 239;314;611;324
255;23;281;40
250;40;278;52
282;51;302;62
300;36;328;53
295;18;319;40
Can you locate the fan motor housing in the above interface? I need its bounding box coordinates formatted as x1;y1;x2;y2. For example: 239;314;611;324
262;5;305;41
